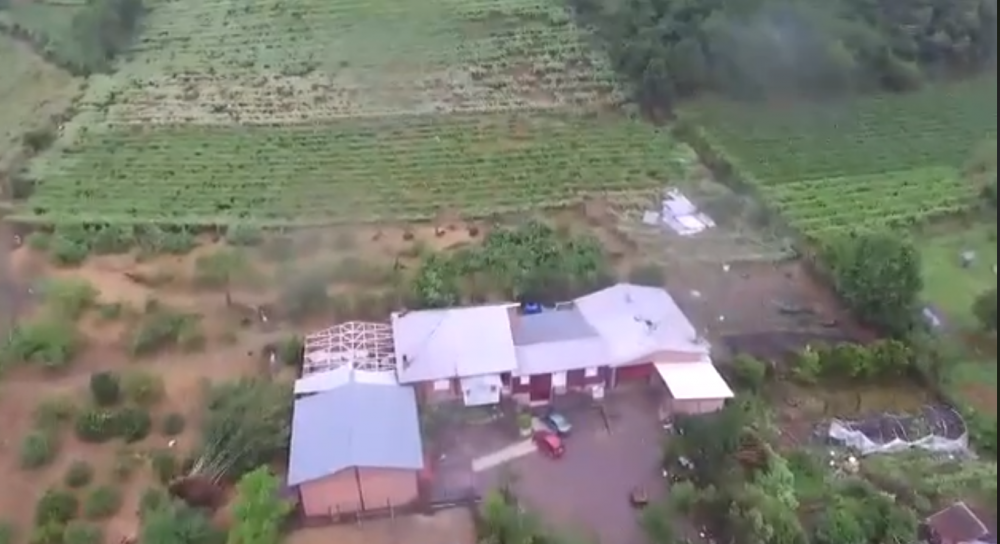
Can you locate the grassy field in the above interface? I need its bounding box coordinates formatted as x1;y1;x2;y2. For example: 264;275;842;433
681;77;997;238
920;222;996;328
12;0;703;226
0;35;79;171
0;1;83;64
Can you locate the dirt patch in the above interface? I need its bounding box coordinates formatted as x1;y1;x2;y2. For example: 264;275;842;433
283;509;476;544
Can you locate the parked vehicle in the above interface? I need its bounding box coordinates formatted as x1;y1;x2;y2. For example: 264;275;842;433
532;430;564;458
542;411;571;434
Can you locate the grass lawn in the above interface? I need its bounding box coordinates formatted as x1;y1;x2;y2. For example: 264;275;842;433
920;219;996;413
920;222;996;329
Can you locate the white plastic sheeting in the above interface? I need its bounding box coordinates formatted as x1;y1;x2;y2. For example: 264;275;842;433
824;404;968;455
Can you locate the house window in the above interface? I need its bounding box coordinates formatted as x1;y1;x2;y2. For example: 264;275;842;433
433;379;451;391
518;376;530;385
584;367;598;377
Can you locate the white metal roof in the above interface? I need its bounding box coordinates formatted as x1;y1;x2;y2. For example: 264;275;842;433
294;365;398;395
574;283;708;365
391;303;518;383
654;362;733;400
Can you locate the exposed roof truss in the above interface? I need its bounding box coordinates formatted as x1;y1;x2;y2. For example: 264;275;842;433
303;321;394;374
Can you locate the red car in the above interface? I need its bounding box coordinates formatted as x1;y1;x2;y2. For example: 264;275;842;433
532;430;564;458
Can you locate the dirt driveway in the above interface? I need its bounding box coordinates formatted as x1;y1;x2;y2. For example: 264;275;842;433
428;390;666;544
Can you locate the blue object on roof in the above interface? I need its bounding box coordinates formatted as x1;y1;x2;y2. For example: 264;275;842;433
287;381;423;486
522;302;542;314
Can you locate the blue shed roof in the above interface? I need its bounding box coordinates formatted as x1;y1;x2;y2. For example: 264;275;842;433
287;380;423;486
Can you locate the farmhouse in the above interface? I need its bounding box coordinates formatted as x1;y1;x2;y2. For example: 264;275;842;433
288;362;424;518
392;283;733;414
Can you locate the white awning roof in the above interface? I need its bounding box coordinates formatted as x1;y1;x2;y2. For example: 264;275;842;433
294;366;397;394
654;362;733;400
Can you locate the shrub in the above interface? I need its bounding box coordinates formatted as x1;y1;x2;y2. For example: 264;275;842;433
65;461;94;488
62;522;102;544
33;396;77;429
128;303;202;355
150;450;177;483
3;318;80;370
74;409;117;442
19;431;57;469
730;355;768;391
121;371;164;405
83;486;121;519
138;488;170;515
113;407;151;442
39;279;97;319
160;413;185;436
35;489;77;524
29;523;62;544
276;336;303;367
89;372;120;406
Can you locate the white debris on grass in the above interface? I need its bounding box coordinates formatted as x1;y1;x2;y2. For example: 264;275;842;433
642;188;716;235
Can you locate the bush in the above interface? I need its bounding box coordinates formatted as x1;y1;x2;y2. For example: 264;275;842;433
20;431;57;469
39;279;97;319
150;450;177;483
2;318;80;370
730;355;768;391
74;409;117;442
65;461;94;488
29;523;63;544
160;413;185;436
128;303;203;355
83;486;121;519
89;372;121;406
138;488;170;515
121;371;164;405
35;489;78;525
276;336;303;367
62;522;102;544
33;397;77;429
113;407;151;442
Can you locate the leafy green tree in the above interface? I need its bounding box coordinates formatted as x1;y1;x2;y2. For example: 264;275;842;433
140;501;224;544
822;231;922;336
227;467;291;544
974;288;996;331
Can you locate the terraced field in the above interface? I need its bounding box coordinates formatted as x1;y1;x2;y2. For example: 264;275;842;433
13;0;696;226
682;77;998;237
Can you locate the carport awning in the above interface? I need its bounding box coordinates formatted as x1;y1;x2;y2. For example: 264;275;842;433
654;362;733;400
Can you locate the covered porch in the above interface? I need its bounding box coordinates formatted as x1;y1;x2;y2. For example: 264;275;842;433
653;359;734;419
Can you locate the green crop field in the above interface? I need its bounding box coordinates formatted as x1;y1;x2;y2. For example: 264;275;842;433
682;77;998;238
12;0;692;226
22;112;673;225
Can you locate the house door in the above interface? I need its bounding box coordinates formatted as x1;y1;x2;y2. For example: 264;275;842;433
529;374;551;401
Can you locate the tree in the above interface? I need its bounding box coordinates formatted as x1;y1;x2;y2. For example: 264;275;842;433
189;379;292;482
227;467;291;544
974;288;996;331
140;501;224;544
821;231;922;336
